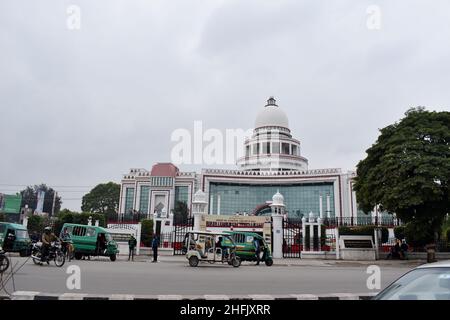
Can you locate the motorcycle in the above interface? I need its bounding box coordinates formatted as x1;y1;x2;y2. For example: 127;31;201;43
31;241;65;267
0;247;10;273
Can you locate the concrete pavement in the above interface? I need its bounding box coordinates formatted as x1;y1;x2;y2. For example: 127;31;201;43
0;255;417;297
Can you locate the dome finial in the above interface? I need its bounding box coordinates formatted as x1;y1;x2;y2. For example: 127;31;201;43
266;96;277;107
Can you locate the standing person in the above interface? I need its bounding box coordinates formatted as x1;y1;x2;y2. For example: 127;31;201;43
400;239;409;260
253;237;261;265
128;235;137;261
151;234;160;262
61;228;74;262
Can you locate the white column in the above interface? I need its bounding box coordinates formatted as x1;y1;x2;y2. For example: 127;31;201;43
335;227;340;260
217;194;221;216
272;215;283;259
302;217;306;252
136;223;142;255
319;195;323;218
194;211;202;231
326;195;331;218
317;217;322;252
209;195;214;215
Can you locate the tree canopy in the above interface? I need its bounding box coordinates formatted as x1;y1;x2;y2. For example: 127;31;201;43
20;184;62;216
81;182;120;217
353;108;450;238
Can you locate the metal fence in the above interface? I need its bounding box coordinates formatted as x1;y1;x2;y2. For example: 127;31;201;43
107;213;150;224
321;216;402;227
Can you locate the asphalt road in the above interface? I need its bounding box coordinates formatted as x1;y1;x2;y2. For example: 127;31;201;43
1;256;411;295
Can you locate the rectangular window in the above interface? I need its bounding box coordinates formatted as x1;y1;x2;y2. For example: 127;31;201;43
262;142;270;154
175;186;189;204
139;186;151;214
124;187;135;214
272;142;280;154
252;144;260;155
245;145;250;157
281;143;290;155
291;145;298;156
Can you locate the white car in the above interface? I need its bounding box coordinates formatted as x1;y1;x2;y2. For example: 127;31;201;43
374;260;450;300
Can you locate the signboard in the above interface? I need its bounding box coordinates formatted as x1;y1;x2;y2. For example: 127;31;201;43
2;194;22;214
199;215;272;245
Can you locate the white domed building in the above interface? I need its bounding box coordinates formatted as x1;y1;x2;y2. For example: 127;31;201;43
118;97;389;246
237;97;308;171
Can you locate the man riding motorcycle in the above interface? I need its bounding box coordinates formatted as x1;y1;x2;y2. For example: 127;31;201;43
41;227;59;263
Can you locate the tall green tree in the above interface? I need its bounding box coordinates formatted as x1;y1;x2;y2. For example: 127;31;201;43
20;184;62;216
81;182;120;218
354;108;450;242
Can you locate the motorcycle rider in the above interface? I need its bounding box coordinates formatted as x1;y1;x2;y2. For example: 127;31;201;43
41;227;59;263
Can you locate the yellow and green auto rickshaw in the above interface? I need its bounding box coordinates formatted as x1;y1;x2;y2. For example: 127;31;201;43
184;231;241;267
0;222;31;257
60;223;119;261
223;231;273;266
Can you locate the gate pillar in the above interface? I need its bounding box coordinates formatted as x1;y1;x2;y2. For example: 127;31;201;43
272;215;283;259
270;190;285;259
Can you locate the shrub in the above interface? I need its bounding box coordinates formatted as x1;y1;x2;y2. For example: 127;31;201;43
403;221;435;248
394;226;406;240
27;215;45;234
141;219;154;247
53;210;106;235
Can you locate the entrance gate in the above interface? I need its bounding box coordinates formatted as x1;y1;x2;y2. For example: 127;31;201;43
282;219;303;258
173;217;194;255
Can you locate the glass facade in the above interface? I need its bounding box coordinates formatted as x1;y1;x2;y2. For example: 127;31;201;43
124;187;135;214
139;185;150;214
209;182;335;218
175;186;189;204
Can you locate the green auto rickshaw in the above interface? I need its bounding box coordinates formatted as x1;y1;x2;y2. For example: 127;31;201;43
60;223;119;261
223;231;273;266
0;222;32;257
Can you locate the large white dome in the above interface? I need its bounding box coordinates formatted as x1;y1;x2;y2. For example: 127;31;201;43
254;97;289;129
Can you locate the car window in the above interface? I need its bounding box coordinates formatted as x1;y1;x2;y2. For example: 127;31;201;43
16;230;29;239
86;228;96;237
72;226;86;237
375;267;450;300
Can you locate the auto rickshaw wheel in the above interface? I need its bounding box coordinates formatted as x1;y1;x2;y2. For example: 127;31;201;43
189;256;199;267
231;257;241;268
110;254;117;261
265;258;273;266
74;252;83;260
0;255;10;273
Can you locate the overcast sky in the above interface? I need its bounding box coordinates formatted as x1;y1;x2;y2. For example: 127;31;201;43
1;0;449;211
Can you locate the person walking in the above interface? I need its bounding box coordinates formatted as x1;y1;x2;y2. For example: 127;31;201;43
151;234;160;262
128;235;137;261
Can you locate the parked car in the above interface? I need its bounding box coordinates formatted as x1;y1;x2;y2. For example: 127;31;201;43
60;223;119;261
0;222;31;257
373;260;450;300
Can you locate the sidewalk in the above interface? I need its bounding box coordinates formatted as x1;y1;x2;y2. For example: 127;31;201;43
118;254;426;268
